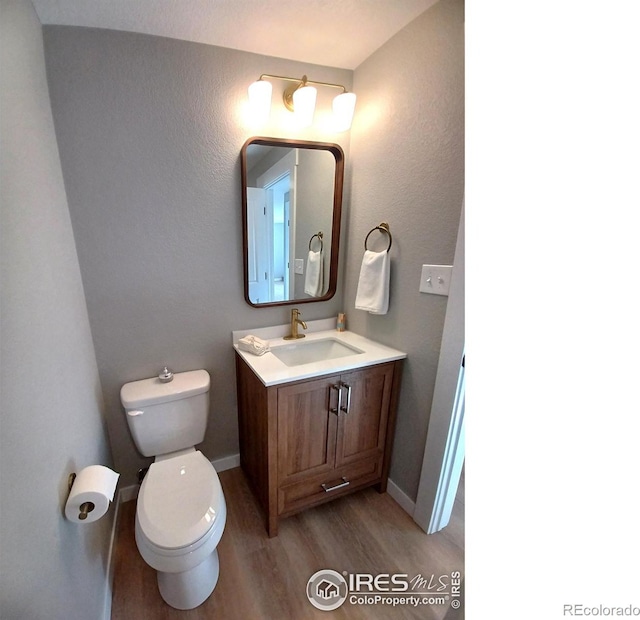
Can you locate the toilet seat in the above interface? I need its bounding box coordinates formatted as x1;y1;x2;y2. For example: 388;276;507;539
137;450;222;550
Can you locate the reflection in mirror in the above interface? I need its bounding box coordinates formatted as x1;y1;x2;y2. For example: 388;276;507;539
241;137;344;307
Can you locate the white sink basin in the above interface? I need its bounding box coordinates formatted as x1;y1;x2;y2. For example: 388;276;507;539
271;337;364;367
233;320;407;386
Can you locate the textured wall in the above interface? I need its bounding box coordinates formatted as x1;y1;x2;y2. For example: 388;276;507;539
43;26;352;485
40;1;463;500
347;0;464;500
0;0;114;616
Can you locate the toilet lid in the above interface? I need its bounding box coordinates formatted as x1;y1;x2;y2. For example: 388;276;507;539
138;451;222;550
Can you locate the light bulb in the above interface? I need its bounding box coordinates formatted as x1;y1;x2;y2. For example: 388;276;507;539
332;92;357;132
248;80;272;124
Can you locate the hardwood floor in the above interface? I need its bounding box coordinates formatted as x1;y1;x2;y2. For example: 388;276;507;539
111;467;464;619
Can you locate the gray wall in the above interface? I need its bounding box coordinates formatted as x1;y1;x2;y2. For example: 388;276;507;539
347;0;464;500
0;0;115;617
42;26;352;486
38;0;463;501
0;2;462;614
294;149;336;299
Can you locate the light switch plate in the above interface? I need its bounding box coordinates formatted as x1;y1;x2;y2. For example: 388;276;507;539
294;259;304;274
419;264;452;296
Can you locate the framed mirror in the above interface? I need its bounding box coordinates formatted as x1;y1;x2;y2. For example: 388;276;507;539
241;137;344;307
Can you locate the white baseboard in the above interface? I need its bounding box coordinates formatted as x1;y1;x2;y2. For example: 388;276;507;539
386;478;416;517
212;452;241;473
118;483;139;503
103;491;122;620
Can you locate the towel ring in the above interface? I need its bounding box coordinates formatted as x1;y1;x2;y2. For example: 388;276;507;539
309;231;324;252
364;222;392;253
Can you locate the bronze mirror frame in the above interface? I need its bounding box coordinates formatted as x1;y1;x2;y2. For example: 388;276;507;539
241;136;345;308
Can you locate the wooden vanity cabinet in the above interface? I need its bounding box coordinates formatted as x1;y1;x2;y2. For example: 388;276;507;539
235;353;403;537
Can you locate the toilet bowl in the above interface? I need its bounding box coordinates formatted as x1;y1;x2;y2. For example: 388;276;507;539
135;449;226;609
120;369;226;610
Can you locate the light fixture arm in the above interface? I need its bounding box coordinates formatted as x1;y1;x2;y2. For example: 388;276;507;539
257;74;348;112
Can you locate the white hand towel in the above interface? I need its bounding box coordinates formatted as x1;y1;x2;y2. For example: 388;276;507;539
354;250;390;315
304;250;324;297
238;335;270;356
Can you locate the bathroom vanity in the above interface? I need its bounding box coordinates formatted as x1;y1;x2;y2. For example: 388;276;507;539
233;322;406;537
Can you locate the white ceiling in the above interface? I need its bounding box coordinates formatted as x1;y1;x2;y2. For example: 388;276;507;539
31;0;439;70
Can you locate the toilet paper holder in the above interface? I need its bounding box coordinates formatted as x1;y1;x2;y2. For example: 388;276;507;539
67;473;96;520
65;465;119;524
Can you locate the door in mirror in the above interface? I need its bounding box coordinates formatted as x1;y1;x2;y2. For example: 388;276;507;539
241;137;344;307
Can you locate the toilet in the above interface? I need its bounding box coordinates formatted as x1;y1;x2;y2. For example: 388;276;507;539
120;369;226;610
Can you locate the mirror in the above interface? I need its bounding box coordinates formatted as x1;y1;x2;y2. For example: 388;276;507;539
241;137;344;307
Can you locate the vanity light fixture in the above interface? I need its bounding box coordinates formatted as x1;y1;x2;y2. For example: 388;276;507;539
248;74;356;131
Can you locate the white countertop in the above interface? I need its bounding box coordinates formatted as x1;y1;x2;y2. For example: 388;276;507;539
232;320;407;387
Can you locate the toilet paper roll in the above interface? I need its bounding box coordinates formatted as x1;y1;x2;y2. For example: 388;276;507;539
65;465;120;524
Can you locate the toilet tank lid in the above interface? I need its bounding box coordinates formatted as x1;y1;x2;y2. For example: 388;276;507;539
120;369;210;408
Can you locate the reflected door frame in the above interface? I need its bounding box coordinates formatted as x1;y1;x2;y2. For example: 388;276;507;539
257;149;298;303
246;187;270;304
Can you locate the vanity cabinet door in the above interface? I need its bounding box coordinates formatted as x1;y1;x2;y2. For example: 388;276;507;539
335;363;394;468
276;363;395;517
277;375;340;487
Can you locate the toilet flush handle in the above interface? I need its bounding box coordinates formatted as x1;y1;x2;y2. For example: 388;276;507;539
158;366;174;383
127;409;144;417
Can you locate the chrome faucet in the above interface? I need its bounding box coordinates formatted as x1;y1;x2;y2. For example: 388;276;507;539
284;308;307;340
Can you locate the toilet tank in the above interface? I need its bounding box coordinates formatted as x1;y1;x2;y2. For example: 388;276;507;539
120;369;210;457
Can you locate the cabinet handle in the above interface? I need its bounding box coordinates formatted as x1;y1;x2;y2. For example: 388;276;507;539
340;382;352;414
330;384;342;416
321;477;350;492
